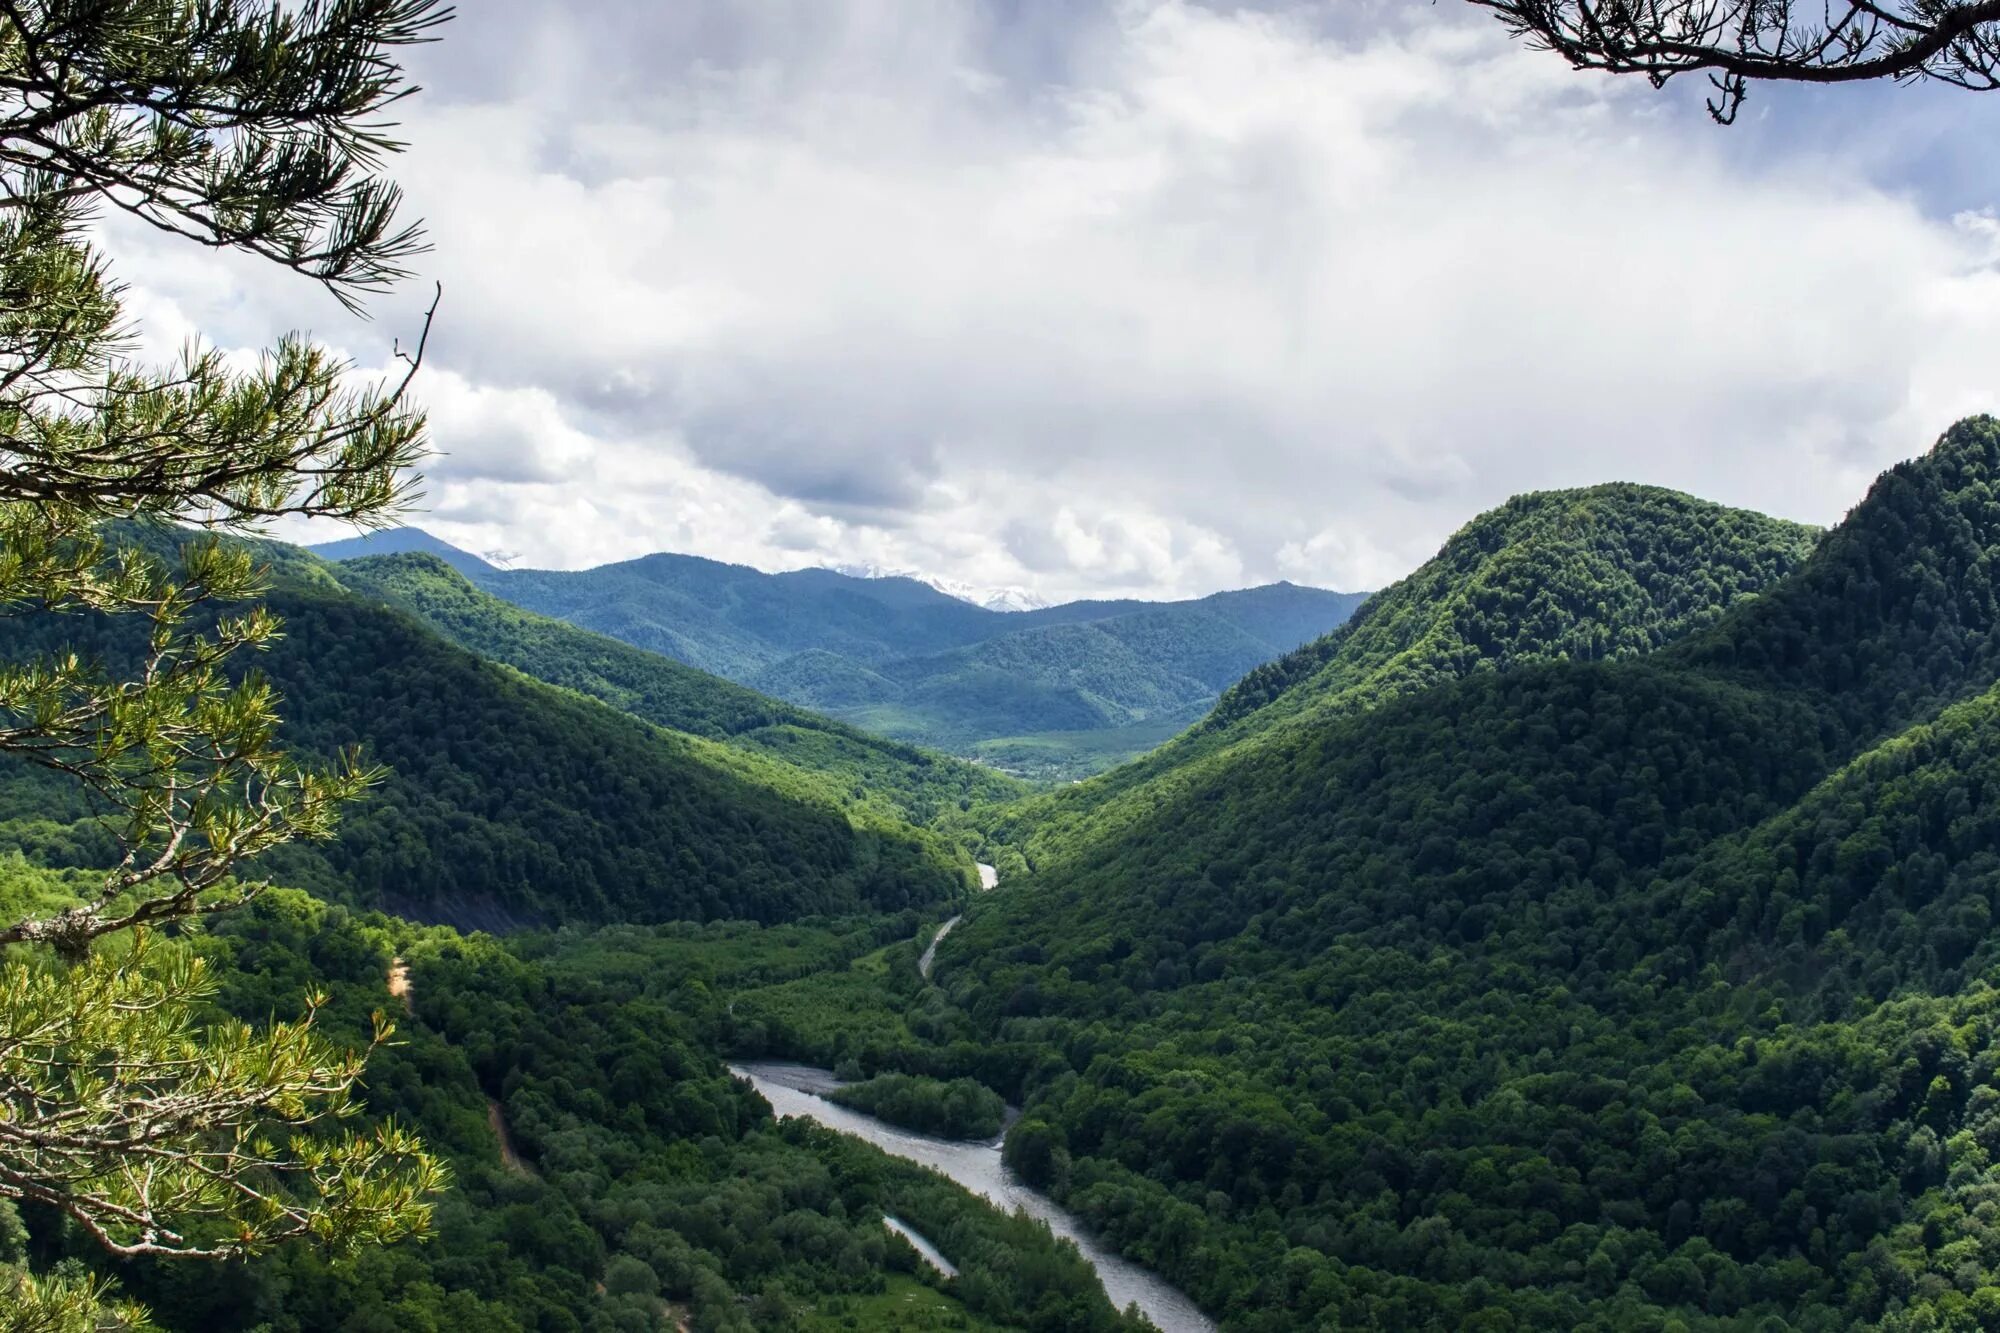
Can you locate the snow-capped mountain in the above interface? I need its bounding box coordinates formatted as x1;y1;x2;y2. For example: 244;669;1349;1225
830;563;1050;613
971;585;1052;614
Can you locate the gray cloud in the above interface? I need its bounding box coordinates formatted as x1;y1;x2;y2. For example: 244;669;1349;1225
106;1;2000;602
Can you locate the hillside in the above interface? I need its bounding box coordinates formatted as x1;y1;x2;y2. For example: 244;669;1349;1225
746;587;1366;773
464;552;998;678
331;552;1024;825
312;532;1367;777
1208;481;1823;730
891;417;2000;1329
0;544;977;931
973;482;1822;874
0;884;1146;1332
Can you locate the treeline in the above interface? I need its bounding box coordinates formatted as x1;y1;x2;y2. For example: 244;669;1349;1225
830;1074;1009;1141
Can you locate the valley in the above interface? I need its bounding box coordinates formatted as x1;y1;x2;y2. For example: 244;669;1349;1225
14;419;2000;1331
312;530;1367;781
9;6;1999;1332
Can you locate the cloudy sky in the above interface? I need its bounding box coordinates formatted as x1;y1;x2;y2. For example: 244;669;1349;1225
112;0;2000;601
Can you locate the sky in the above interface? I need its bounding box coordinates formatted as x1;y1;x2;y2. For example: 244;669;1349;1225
110;0;2000;602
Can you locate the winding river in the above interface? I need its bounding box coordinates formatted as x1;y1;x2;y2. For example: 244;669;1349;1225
731;1060;1216;1333
918;862;999;980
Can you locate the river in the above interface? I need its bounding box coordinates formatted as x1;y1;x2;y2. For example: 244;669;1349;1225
919;862;998;980
730;1060;1217;1333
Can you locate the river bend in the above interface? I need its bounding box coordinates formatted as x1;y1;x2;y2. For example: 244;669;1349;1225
731;1060;1215;1333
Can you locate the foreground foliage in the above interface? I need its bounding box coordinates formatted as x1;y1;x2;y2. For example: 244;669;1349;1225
0;0;453;1318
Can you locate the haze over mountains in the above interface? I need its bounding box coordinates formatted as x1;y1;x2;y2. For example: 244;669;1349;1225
312;529;1368;778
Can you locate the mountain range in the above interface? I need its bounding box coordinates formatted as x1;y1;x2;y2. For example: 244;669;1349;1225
310;530;1369;778
0;533;1009;932
17;418;2000;1331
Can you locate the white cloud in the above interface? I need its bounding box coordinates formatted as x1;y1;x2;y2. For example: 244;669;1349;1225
103;0;2000;600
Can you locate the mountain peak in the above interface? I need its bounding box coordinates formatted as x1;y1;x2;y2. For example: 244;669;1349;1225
1672;415;2000;733
825;562;1052;613
1208;481;1821;734
310;526;497;578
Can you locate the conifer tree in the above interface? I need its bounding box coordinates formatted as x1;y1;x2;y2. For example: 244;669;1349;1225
0;2;451;1323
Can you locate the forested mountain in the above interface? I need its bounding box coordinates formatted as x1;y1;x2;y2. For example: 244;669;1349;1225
0;540;979;931
332;552;1023;825
1206;482;1822;731
973;482;1821;876
21;426;2000;1331
870;416;2000;1329
312;531;1366;776
309;525;499;577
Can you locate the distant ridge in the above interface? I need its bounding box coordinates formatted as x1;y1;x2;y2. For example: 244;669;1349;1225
310;526;497;577
313;526;1368;777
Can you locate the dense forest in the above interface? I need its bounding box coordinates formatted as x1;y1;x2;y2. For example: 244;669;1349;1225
829;1074;1010;1141
315;531;1364;778
968;481;1822;880
0;537;979;931
7;888;1146;1332
391;416;2000;1330
832;417;2000;1330
16;422;2000;1330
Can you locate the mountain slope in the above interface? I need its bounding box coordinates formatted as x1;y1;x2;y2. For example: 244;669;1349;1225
476;554;996;679
331;552;1024;825
0;546;976;931
311;535;1367;774
251;584;968;928
912;417;2000;1330
976;482;1821;874
1210;482;1822;731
